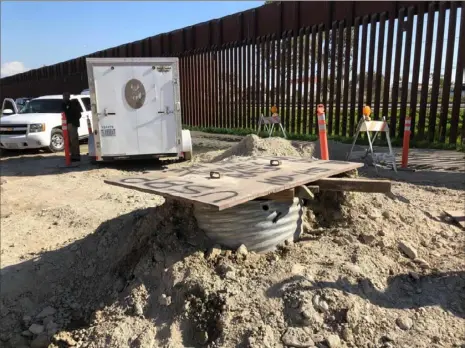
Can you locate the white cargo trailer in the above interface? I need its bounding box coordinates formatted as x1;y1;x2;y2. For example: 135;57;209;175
85;57;192;162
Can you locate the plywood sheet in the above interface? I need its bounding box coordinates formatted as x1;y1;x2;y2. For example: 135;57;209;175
105;157;363;211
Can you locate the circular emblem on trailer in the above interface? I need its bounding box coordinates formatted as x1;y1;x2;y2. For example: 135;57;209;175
124;78;146;109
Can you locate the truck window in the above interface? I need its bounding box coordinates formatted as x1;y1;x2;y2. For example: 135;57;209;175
3;100;15;111
80;97;91;111
19;99;63;114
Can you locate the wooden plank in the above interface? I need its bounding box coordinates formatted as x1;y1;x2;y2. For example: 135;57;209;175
306;185;320;193
444;210;465;230
295;185;317;200
261;188;294;202
312;177;391;193
105;157;363;211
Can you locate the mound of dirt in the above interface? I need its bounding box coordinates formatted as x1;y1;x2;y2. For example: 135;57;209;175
2;140;464;348
1;199;208;348
43;183;464;348
213;134;314;162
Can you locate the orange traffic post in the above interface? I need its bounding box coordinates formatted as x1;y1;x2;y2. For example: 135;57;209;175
317;104;329;160
401;117;411;168
61;113;71;166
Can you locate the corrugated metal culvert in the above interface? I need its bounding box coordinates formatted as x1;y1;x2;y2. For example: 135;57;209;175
194;197;304;253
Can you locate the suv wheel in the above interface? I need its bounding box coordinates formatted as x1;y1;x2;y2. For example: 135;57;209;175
48;129;65;152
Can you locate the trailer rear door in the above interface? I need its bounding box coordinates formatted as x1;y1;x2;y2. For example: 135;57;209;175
91;64;139;156
134;64;178;155
88;59;180;157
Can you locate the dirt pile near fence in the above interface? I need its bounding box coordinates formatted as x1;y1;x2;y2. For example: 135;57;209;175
39;180;464;348
2;140;465;348
212;134;315;162
0;198;207;348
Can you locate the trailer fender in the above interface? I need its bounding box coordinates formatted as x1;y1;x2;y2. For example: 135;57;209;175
181;129;193;160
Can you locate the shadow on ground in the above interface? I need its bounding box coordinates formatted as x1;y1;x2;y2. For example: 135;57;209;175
0;151;186;178
266;271;465;320
0;201;213;347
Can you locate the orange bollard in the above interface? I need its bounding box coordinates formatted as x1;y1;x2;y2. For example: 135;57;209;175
317;104;329;160
61;113;71;166
401;117;411;168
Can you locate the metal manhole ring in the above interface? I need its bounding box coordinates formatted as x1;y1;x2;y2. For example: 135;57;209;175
124;78;146;109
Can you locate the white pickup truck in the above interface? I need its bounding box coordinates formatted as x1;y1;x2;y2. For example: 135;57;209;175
0;94;92;152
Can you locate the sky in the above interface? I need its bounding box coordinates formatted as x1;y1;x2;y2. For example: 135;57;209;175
0;1;261;77
1;1;462;88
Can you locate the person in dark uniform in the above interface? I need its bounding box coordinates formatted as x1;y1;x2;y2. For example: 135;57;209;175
62;92;81;161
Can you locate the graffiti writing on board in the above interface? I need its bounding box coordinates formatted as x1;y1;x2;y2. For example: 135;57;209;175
116;158;353;205
165;161;281;179
119;177;238;203
257;166;332;186
160;158;337;188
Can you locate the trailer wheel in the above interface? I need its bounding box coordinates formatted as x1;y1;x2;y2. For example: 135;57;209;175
181;130;193;161
48;129;65;153
184;151;192;161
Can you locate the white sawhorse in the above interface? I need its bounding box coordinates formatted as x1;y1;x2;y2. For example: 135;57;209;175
257;113;287;138
346;117;397;173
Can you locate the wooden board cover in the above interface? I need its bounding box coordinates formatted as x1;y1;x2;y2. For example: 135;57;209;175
105;156;363;211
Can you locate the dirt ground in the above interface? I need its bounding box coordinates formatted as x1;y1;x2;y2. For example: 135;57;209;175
0;132;464;348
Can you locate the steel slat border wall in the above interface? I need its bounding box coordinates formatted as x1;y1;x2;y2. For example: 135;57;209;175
1;1;463;145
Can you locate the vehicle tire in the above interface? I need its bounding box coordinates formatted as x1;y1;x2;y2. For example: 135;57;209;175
48;129;65;153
